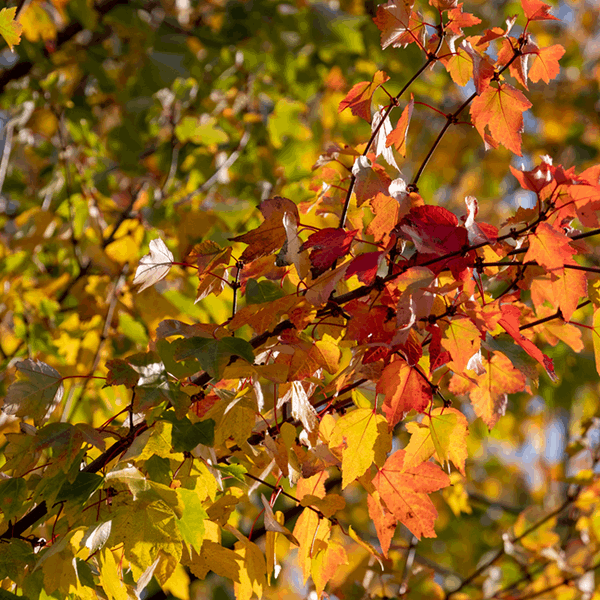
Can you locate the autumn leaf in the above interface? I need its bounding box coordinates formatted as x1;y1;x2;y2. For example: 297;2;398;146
373;0;416;50
231;197;299;262
133;238;174;293
345;251;384;285
550;263;587;322
376;359;431;429
386;94;414;156
441;316;481;373
0;7;22;51
446;5;482;35
352;156;392;206
329;408;391;488
510;155;553;193
498;304;557;380
367;192;402;243
470;83;532;155
528;44;565;83
524;222;575;272
105;359;139;388
521;0;560;21
403;407;469;476
372;450;450;539
450;351;526;429
311;539;348;596
302;227;358;274
3;359;64;426
338;70;390;122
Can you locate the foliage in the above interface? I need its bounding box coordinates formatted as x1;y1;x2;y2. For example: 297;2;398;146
1;0;600;599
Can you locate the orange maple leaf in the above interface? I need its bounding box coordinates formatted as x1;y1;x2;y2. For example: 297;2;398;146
521;0;560;22
386;94;414;156
372;450;450;539
470;83;532;156
528;44;565;83
449;351;526;429
523;222;575;271
338;70;390;122
367;492;396;557
376;358;431;429
550;263;587;322
373;0;416;50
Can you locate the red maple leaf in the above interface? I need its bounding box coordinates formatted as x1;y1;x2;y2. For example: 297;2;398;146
373;0;423;50
338;71;390;122
523;222;575;271
376;358;431;428
446;4;482;36
372;450;450;539
345;251;384;285
470;84;532;156
386;94;414;156
498;304;557;381
510;156;554;193
302;228;358;273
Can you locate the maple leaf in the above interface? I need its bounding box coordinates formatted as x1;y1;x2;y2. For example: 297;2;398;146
521;0;560;21
523;222;575;271
345;251;384;286
528;44;565;83
510;155;553;193
133;238;174;293
329;408;391;488
367;192;402;244
403;407;469;475
367;492;396;557
386;94;414;156
0;7;22;51
550;263;587;322
302;227;358;274
461;40;495;95
450;351;526;429
376;358;432;429
498;304;557;381
338;70;390;122
306;261;350;306
105;358;139;388
446;4;482;35
441;316;481;373
311;539;348;596
231;196;299;262
372;450;450;539
470;83;532;155
3;359;64;426
446;44;474;86
373;0;415;49
352;156;392;206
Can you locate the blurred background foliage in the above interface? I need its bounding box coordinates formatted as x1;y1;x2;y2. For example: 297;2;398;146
1;0;600;598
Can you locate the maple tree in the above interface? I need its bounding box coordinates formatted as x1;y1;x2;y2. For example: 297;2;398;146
1;0;600;599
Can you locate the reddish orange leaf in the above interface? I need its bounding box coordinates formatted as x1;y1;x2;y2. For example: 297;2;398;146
446;4;482;35
449;351;526;429
528;44;565;83
470;83;532;156
376;359;431;429
498;304;557;380
373;0;415;50
550;263;587;322
510;156;553;193
352;156;392;206
372;450;450;539
367;192;402;243
521;0;560;21
441;316;481;373
345;251;384;285
386;94;414;156
523;222;575;271
338;70;390;122
302;228;358;273
231;197;299;262
367;491;396;557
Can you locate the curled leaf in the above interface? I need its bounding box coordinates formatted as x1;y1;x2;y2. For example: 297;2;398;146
133;238;174;293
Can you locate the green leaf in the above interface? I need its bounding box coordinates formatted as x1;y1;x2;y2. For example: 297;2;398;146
172;337;254;379
55;472;103;504
156;338;201;379
162;412;215;451
176;488;208;552
0;478;27;522
246;279;285;304
3;359;64;426
0;7;22;51
214;463;247;483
